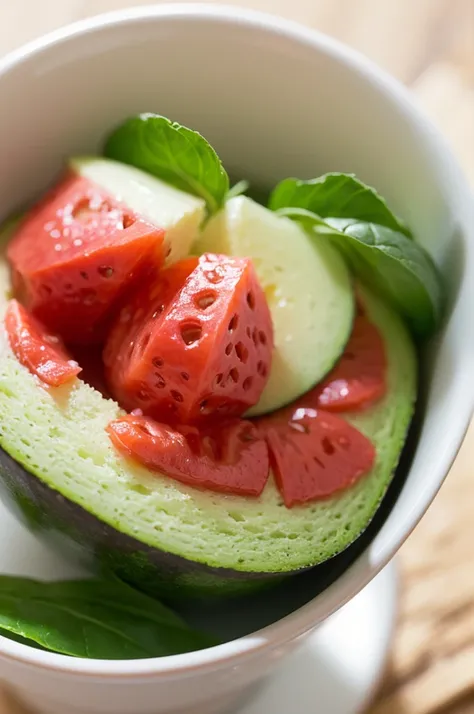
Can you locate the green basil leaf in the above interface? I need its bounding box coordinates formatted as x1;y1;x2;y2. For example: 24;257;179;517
279;207;443;338
0;576;216;659
269;174;412;237
104;114;229;215
0;629;49;651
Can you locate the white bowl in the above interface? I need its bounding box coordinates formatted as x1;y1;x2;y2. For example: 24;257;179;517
0;5;472;714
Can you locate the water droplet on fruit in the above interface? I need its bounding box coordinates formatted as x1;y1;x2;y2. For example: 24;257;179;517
204;266;225;284
98;266;114;279
289;421;308;434
54;244;63;252
293;407;318;421
73;239;83;247
50;229;61;240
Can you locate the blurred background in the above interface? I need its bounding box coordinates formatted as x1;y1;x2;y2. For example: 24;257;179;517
0;1;472;713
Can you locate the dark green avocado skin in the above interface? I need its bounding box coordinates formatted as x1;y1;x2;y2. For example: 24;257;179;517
0;445;283;600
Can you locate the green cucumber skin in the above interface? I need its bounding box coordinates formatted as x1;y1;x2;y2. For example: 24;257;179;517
0;443;282;600
0;416;412;602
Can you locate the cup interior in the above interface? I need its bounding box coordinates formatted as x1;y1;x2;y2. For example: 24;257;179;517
0;5;472;654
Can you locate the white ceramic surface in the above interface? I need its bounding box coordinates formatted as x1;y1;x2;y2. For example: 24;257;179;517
239;563;397;714
0;5;472;714
0;502;397;714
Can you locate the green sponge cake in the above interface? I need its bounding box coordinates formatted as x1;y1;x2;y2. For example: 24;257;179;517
0;257;416;594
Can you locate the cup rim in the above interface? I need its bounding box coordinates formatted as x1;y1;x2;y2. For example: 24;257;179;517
0;1;472;678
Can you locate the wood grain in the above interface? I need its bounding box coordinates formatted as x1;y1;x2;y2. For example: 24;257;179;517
0;1;472;713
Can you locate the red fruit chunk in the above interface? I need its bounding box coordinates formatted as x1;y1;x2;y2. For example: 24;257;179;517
4;299;81;387
314;308;386;412
259;407;375;508
107;415;270;497
7;173;165;345
104;253;273;424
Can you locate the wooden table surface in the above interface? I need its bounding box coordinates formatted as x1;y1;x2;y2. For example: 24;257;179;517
0;1;473;713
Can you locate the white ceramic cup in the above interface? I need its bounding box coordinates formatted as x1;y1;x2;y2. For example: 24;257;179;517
0;5;472;714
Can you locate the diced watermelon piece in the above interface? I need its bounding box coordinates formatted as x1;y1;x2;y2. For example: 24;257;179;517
259;407;375;507
7;173;165;345
104;253;273;424
107;415;269;497
314;306;387;411
4;299;81;387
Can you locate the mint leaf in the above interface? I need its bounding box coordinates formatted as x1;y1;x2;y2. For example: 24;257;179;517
104;114;229;215
0;576;215;659
278;207;442;338
270;174;412;237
